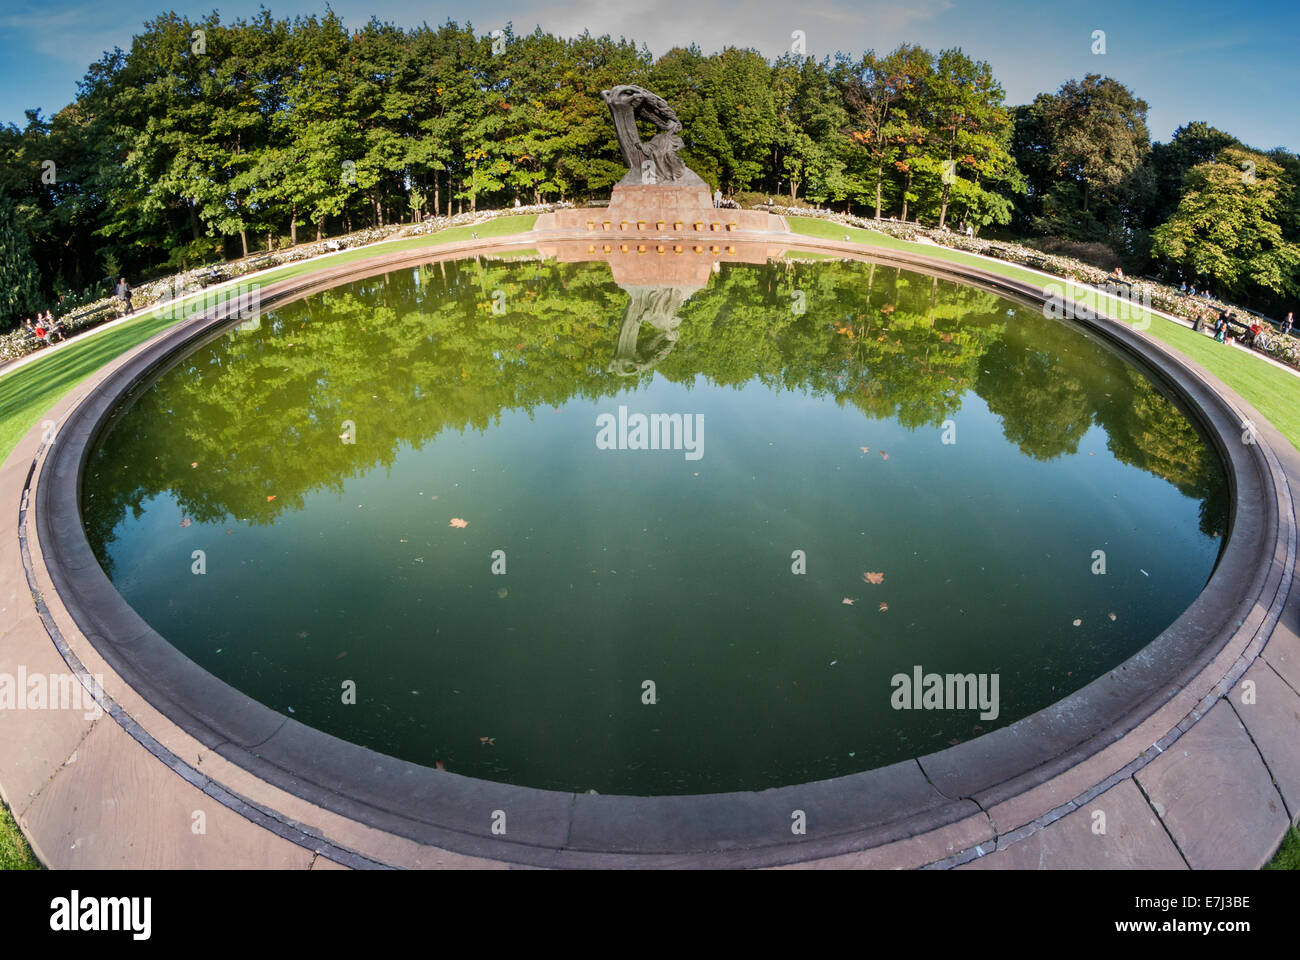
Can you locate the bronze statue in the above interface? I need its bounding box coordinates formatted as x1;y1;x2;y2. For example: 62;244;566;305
601;85;694;185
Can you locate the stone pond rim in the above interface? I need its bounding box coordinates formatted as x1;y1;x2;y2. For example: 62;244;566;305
22;234;1292;867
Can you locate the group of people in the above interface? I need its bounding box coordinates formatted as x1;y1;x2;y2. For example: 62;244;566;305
21;310;68;345
17;277;133;351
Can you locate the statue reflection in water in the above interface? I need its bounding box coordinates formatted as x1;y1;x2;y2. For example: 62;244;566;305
607;285;697;376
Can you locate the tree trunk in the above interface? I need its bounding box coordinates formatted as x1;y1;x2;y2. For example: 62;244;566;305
266;230;273;252
316;217;323;241
434;174;440;217
901;171;912;221
239;230;248;258
874;164;883;219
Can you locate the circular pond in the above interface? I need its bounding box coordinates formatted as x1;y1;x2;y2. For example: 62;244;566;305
81;251;1228;796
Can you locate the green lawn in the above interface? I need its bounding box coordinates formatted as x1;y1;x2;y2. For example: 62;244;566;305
0;216;536;463
0;799;39;870
787;217;1300;452
1266;826;1300;869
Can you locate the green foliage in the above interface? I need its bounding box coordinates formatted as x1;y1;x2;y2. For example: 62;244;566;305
0;192;42;327
1151;147;1300;299
1;14;1296;320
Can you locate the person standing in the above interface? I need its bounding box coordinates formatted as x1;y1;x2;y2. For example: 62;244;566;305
713;188;722;209
115;277;134;315
1286;311;1294;335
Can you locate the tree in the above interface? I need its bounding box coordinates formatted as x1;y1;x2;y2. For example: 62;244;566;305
1032;75;1151;242
1151;147;1300;300
842;45;930;218
0;191;42;327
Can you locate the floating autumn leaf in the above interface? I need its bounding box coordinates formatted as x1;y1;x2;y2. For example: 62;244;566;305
479;736;495;746
179;518;192;528
190;462;198;468
859;446;870;453
266;495;276;502
1108;612;1117;621
878;602;889;612
862;571;884;585
336;652;347;659
1072;618;1082;626
880;451;889;460
449;517;469;528
435;761;446;771
841;598;855;605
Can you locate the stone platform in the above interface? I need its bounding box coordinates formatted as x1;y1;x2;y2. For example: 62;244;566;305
535;182;785;236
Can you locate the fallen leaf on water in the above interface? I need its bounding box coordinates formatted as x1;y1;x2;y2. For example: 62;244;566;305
860;446;870;453
880;451;889;460
435;761;446;771
1072;618;1082;626
497;587;508;599
266;495;276;502
190;462;198;468
336;652;347;659
1108;612;1117;621
449;517;469;528
842;598;855;605
479;736;495;746
947;738;959;746
862;571;884;585
179;518;192;528
878;602;889;612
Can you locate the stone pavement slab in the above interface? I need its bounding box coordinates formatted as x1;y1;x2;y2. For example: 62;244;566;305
961;779;1185;870
1231;662;1300;823
19;718;312;869
1134;701;1289;869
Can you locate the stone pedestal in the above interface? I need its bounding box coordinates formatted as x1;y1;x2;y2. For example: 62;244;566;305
535;183;786;236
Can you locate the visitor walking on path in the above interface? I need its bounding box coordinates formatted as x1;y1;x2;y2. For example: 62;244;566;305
115;276;134;316
1286;312;1294;335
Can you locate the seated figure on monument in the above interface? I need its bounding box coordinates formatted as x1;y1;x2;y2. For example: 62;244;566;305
600;84;709;190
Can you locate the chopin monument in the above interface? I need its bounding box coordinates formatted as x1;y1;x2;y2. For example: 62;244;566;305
536;83;783;234
600;85;704;189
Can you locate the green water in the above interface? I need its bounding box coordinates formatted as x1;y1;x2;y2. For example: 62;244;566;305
83;253;1227;795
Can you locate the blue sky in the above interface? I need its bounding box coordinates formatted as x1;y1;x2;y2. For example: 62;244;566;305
1;0;1296;151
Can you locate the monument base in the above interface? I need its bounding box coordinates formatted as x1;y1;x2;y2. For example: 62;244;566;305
535;173;785;236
